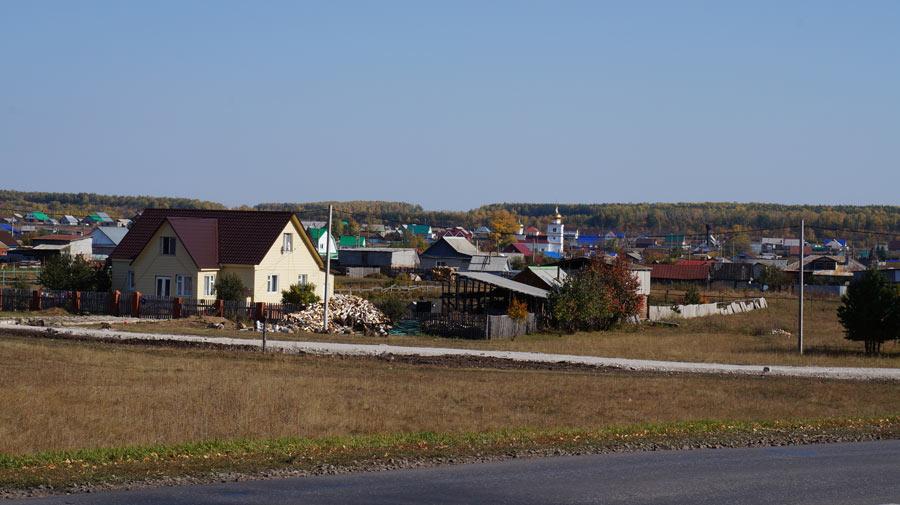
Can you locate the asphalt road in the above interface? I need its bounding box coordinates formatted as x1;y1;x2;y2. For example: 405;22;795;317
14;441;900;505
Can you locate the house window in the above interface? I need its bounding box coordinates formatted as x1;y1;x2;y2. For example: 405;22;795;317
436;261;447;267
160;236;176;255
204;274;217;296
126;271;135;291
298;274;308;285
267;274;279;293
282;233;293;253
176;275;192;297
155;276;171;297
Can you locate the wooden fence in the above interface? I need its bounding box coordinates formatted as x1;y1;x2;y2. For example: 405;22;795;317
0;288;300;322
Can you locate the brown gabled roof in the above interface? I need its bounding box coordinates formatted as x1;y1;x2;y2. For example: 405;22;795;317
110;209;322;268
166;217;219;269
32;234;87;243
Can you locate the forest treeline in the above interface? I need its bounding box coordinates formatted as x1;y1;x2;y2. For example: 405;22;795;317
0;190;225;219
2;190;897;240
256;201;900;239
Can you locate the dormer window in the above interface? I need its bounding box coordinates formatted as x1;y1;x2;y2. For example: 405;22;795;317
160;236;176;255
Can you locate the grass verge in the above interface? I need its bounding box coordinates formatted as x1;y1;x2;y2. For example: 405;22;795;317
2;417;898;494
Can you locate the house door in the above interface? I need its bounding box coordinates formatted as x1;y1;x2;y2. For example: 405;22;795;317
155;277;171;297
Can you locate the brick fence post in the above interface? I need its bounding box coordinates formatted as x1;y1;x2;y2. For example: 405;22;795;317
216;299;225;318
110;290;121;316
254;302;266;322
131;291;142;318
173;297;183;319
31;289;42;311
72;291;82;314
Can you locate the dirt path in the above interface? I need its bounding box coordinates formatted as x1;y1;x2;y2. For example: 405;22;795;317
2;321;899;381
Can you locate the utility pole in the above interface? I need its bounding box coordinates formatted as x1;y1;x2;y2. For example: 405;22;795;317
798;219;805;355
322;205;333;333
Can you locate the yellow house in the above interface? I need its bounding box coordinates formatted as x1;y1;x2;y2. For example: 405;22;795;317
110;209;333;303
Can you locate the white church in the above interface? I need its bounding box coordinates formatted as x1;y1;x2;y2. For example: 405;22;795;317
513;207;569;257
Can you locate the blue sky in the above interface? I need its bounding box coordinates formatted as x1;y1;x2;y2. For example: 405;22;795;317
1;1;898;209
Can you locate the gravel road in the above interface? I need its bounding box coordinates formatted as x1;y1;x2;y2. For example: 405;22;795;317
2;321;898;380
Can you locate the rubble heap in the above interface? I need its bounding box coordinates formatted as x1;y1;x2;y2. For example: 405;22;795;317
282;294;392;335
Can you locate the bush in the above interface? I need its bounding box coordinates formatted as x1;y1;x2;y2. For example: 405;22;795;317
282;283;320;306
683;285;702;305
214;272;247;302
837;269;900;355
548;256;641;333
507;298;528;321
375;296;407;323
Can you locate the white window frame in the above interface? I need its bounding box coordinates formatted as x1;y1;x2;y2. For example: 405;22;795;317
204;274;217;296
126;270;135;291
155;276;171;297
282;233;293;253
176;275;192;297
160;236;176;255
298;274;308;286
267;274;279;293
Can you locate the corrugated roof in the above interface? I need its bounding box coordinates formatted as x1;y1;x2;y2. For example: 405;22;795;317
0;230;16;247
526;266;568;288
466;255;510;272
442;236;479;256
650;263;710;281
33;234;87;243
110;209;320;268
457;271;549;299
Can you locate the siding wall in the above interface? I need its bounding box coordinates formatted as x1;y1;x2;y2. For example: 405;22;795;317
111;222;203;297
250;221;333;303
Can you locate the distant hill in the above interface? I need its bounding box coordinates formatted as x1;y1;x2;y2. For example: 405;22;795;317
0;190;226;220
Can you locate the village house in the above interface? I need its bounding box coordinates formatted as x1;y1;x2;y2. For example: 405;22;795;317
25;234;93;261
89;226;130;258
306;226;339;259
110;209;332;303
337;247;420;277
420;236;509;272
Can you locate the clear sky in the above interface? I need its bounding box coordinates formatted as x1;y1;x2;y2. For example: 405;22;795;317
1;1;898;209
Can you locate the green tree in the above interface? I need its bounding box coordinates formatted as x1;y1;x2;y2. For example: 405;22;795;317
758;265;790;291
37;255;108;291
837;269;900;355
548;256;641;333
281;282;320;306
214;272;248;302
683;285;702;305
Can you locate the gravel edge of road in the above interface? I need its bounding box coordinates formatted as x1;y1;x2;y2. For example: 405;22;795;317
2;424;898;500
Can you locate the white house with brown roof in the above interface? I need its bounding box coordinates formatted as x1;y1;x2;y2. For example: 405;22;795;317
110;209;333;303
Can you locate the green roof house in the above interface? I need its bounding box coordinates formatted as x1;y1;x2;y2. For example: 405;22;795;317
306;227;338;259
26;211;50;222
339;235;366;248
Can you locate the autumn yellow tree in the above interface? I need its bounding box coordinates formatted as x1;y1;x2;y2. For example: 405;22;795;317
489;210;520;249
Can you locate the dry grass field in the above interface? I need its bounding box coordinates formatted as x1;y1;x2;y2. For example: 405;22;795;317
1;335;898;457
104;297;900;368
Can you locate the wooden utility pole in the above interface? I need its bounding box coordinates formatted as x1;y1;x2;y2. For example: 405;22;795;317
798;219;805;355
322;205;333;333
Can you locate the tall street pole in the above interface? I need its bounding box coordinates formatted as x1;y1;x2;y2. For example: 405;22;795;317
798;218;804;355
322;205;333;333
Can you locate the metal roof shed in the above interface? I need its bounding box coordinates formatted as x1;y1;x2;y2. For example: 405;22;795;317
443;271;549;316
